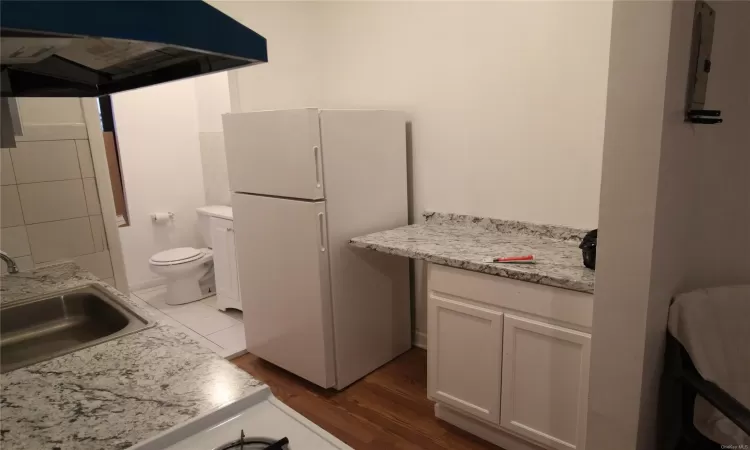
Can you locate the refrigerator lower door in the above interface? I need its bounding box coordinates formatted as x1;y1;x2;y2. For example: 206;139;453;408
232;193;335;388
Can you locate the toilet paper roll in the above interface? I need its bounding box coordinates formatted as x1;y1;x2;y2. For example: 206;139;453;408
151;212;173;224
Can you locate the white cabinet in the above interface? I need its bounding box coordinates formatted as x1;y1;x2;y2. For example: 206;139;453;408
210;217;241;311
427;294;503;423
500;315;591;450
427;264;593;450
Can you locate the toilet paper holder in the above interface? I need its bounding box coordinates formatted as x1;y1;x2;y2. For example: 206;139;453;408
151;212;175;223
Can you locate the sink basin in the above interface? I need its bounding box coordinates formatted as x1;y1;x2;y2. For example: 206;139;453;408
0;285;154;373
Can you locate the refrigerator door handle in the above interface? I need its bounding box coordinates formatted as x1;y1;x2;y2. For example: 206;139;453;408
317;212;327;252
313;146;322;189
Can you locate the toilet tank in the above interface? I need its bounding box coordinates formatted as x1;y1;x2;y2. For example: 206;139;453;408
196;206;233;248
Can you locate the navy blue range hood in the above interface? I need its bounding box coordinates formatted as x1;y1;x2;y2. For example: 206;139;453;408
0;1;267;97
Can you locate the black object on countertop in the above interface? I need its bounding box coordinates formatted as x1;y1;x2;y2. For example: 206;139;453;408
579;229;597;270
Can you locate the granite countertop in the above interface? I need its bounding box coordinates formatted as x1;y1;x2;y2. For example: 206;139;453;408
350;212;595;294
0;262;264;450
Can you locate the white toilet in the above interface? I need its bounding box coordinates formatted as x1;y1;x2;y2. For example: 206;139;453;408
148;206;231;305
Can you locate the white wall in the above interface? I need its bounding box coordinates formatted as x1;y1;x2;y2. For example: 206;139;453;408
224;1;612;230
323;1;612;229
586;2;674;447
687;0;750;287
113;79;207;289
214;1;325;112
587;1;750;449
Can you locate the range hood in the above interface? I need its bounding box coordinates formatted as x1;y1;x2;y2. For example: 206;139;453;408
0;1;267;97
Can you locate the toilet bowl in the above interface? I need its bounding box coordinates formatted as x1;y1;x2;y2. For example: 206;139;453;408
149;247;214;305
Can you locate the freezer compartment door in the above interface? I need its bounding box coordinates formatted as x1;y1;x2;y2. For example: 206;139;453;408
223;109;324;200
232;193;335;388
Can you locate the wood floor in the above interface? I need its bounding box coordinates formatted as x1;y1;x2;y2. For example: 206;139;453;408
232;348;502;450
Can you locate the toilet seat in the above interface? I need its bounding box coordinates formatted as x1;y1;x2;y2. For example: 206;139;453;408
149;247;204;266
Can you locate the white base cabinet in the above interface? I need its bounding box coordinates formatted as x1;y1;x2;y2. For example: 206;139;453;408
427;264;593;450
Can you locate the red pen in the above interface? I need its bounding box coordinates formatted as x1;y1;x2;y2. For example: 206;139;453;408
485;255;536;264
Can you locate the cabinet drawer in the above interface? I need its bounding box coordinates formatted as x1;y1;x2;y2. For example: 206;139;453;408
428;294;503;424
428;263;593;330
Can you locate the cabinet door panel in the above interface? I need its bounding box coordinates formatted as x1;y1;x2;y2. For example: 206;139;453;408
210;217;234;300
226;226;239;301
500;315;591;450
428;294;503;424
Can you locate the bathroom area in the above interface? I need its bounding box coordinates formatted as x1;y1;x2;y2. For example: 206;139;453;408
110;72;245;358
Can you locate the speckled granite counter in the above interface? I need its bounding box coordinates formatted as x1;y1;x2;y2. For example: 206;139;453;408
350;212;595;294
0;262;263;450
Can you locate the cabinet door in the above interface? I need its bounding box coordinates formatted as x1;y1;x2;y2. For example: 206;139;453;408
210;218;235;301
223;109;324;200
428;294;503;424
500;315;591;450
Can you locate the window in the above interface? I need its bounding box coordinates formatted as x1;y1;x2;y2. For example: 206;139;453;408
97;96;130;227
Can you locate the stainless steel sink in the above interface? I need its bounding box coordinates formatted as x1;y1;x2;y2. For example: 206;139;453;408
0;285;154;373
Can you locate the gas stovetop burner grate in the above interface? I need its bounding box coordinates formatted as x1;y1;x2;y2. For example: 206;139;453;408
212;430;290;450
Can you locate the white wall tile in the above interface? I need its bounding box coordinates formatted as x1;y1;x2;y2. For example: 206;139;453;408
75;140;94;178
199;132;231;206
26;217;95;263
18;180;88;224
1;255;33;274
18;98;84;125
1;148;16;185
11;140;80;183
82;178;101;215
89;215;107;252
1;185;25;227
74;251;113;279
0;226;31;257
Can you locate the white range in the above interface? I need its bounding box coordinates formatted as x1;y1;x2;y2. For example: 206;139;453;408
131;386;349;450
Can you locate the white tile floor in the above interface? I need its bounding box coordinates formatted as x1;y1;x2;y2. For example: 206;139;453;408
130;286;247;359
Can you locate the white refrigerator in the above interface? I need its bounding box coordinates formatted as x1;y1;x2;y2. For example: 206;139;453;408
222;108;411;389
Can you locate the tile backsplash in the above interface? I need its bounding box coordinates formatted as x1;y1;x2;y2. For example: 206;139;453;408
11;140;82;183
199;131;231;206
1;139;114;282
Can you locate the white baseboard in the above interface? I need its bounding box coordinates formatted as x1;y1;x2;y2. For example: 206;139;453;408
129;277;167;293
413;331;427;350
